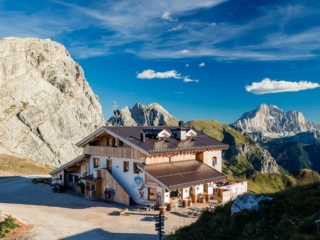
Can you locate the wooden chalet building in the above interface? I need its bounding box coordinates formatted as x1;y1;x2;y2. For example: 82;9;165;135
50;125;231;206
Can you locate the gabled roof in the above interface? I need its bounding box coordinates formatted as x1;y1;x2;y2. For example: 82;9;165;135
136;160;226;190
50;154;86;175
76;126;228;155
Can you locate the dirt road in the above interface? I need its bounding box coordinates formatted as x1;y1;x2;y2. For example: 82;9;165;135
0;175;196;239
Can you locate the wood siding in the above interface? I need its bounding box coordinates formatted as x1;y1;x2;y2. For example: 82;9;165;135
100;169;131;206
146;153;197;164
83;145;144;159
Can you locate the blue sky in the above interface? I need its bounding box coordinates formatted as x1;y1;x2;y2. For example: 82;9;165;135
1;0;320;124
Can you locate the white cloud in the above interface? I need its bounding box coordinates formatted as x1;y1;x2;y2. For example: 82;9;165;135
211;22;216;26
137;69;181;79
168;24;183;32
137;69;199;83
162;11;176;21
245;78;320;94
181;49;189;53
184;77;199;83
199;62;205;67
186;63;189;67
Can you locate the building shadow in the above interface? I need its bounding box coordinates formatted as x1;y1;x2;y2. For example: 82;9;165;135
61;228;159;240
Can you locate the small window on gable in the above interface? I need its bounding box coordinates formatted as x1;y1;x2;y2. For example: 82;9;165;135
212;157;217;166
107;138;112;146
59;174;62;180
124;161;129;172
94;158;100;168
119;140;124;146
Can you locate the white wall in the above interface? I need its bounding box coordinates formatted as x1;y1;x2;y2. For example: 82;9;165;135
89;155;147;203
203;150;222;172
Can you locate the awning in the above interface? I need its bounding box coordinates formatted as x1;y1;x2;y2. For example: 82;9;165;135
136;160;226;190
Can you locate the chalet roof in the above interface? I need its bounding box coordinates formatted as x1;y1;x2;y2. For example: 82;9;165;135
76;126;228;155
50;154;86;175
136;160;226;190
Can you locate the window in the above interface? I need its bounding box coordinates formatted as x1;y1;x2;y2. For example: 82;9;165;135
114;138;119;147
107;138;112;146
93;158;100;168
59;174;62;180
212;157;217;166
119;140;124;146
107;159;112;173
123;161;129;172
133;163;139;173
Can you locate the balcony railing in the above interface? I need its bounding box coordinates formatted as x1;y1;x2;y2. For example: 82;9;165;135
83;145;137;158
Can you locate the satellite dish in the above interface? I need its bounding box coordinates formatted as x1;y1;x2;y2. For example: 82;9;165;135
178;121;184;127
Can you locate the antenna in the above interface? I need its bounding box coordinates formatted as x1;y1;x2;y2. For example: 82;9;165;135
111;101;123;126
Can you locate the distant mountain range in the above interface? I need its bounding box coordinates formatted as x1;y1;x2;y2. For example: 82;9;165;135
232;103;320;140
108;102;179;126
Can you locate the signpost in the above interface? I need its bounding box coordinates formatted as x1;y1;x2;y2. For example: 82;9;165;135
155;212;165;240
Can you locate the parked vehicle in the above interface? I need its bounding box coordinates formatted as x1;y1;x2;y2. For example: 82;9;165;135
51;178;66;193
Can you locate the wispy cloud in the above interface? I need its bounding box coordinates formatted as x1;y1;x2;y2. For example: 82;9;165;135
186;64;189;67
174;92;184;94
246;78;320;94
1;0;319;61
199;62;205;67
137;69;199;83
183;77;199;83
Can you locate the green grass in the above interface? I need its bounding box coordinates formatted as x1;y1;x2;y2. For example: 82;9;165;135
0;154;54;175
0;216;19;238
228;169;320;194
167;182;320;240
262;140;320;173
186;120;266;175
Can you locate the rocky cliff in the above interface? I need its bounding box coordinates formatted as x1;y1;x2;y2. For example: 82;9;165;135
233;104;320;139
109;103;179;126
0;38;104;166
186;120;280;174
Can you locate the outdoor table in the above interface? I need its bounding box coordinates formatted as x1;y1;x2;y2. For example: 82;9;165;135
141;201;156;210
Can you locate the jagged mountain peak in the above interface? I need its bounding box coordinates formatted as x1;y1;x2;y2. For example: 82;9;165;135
109;102;179;126
233;104;320;139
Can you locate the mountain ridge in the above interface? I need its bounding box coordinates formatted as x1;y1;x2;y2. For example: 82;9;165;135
232;103;320;140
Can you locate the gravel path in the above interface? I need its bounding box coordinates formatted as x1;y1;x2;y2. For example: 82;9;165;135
0;175;197;239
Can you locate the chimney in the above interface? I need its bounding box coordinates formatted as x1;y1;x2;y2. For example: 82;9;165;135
140;133;146;142
177;120;186;140
177;128;186;140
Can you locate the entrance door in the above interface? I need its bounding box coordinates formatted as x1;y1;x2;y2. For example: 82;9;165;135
148;187;157;201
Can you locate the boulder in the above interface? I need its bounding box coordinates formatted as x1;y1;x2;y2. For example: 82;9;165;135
231;193;273;215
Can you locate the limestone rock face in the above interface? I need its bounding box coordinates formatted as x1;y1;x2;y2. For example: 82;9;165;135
231;193;273;215
109;103;179;126
233;104;320;139
0;37;104;166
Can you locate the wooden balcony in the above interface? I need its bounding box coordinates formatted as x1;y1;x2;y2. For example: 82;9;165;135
83;145;143;159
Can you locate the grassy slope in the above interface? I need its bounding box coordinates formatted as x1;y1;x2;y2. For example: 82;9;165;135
228;169;320;194
263;140;320;173
0;154;53;175
168;182;320;240
186;120;266;174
